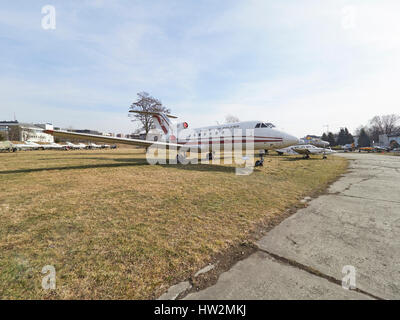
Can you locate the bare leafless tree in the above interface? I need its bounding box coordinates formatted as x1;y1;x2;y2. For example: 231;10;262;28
368;114;400;142
225;115;240;123
129;92;171;135
8;126;21;141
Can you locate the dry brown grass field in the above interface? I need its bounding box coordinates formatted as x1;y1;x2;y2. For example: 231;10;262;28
0;148;347;299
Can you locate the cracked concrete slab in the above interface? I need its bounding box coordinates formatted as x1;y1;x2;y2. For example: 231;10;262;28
158;281;192;300
257;194;400;299
185;251;369;300
186;154;400;300
257;153;400;299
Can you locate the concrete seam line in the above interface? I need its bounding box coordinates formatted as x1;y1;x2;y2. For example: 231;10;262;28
256;248;384;300
338;194;400;205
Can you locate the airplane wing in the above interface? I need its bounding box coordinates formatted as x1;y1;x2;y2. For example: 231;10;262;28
276;147;299;155
43;129;198;150
291;147;311;155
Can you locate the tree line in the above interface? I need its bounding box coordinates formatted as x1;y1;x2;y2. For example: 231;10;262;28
321;114;400;147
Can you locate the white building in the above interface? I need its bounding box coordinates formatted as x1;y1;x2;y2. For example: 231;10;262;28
0;121;54;143
21;123;54;143
379;133;400;147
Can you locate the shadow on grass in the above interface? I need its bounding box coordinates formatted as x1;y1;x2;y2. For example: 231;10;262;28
113;158;238;173
282;157;326;161
37;153;141;160
0;161;144;175
0;157;239;174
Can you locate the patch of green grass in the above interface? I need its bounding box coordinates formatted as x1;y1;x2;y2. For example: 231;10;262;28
0;149;347;299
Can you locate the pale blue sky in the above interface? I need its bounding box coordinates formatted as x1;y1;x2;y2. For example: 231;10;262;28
1;0;400;136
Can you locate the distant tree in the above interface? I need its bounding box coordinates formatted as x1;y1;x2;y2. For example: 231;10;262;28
225;115;240;123
8;126;21;141
358;128;371;147
336;128;347;146
321;132;328;142
344;127;354;144
0;133;5;141
129;92;171;135
368;114;400;142
327;132;336;146
354;126;363;137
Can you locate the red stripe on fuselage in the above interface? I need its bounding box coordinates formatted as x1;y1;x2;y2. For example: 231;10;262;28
176;137;283;145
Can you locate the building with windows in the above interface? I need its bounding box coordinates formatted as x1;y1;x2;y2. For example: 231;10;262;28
0;121;54;143
0;121;18;140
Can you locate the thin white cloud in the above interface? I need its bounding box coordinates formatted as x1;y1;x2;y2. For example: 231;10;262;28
1;1;400;137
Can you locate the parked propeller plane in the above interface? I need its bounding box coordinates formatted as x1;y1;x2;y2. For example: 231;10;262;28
276;144;336;159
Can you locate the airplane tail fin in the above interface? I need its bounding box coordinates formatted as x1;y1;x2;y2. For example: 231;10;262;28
129;110;177;135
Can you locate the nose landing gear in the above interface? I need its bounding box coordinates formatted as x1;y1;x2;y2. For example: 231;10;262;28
255;151;265;167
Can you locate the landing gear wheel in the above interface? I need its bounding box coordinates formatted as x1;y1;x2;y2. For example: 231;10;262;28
323;154;327;159
255;151;265;167
255;160;264;167
304;154;310;159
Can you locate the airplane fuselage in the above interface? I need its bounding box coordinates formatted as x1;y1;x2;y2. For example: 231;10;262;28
171;121;298;152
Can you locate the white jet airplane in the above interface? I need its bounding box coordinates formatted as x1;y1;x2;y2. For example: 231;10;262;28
26;141;45;149
12;142;35;151
44;111;299;166
45;142;67;150
299;136;330;148
88;142;102;149
13;141;43;150
0;141;16;152
29;142;65;150
66;141;85;150
277;144;336;159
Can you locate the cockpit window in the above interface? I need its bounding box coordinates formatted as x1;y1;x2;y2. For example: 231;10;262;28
257;123;275;128
263;123;275;128
255;123;275;128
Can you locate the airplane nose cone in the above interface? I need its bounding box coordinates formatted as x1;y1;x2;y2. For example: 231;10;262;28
285;134;299;146
289;136;300;144
271;129;299;147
